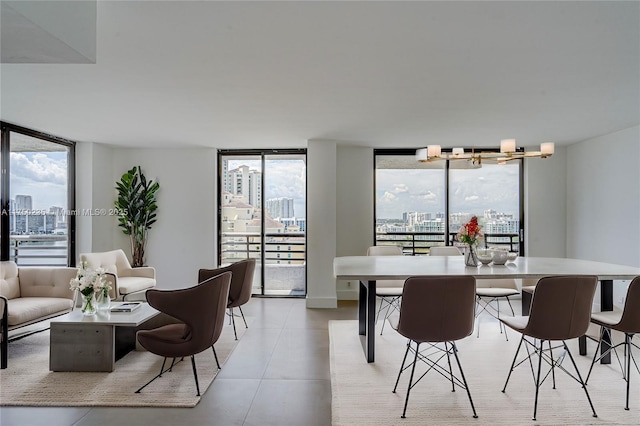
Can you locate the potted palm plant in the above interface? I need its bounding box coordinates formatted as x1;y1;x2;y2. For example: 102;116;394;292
114;166;160;267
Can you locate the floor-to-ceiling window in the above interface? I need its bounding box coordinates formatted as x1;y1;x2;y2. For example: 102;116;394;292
374;148;523;255
0;122;76;265
218;149;306;296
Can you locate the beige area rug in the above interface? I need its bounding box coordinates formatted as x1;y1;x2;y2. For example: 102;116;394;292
0;319;249;407
330;320;640;425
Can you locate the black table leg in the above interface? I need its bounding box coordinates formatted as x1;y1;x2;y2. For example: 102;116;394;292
599;279;612;364
579;279;612;364
358;280;376;363
358;281;366;335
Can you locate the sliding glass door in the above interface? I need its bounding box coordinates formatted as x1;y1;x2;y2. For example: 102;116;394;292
219;150;306;296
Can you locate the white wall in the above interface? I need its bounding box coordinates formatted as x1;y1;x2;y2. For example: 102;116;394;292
75;142;115;260
567;126;640;266
306;140;338;308
77;146;217;290
335;145;374;300
524;144;567;257
566;125;640;307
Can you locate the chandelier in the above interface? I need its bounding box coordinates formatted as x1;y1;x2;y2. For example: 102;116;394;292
415;139;554;167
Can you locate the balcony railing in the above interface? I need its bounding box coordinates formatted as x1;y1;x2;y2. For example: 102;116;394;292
220;232;306;295
375;231;520;255
8;234;69;266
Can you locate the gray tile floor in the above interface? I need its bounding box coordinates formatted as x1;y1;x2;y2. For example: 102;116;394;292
0;298;359;426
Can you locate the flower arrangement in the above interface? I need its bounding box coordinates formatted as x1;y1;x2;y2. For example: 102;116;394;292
69;262;111;314
457;215;483;246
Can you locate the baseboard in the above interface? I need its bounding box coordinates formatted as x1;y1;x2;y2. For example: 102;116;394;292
336;289;358;301
305;297;337;309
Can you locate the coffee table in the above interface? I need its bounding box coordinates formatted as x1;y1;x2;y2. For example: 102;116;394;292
49;302;159;372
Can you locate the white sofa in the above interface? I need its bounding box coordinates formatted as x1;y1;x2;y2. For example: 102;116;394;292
1;261;77;369
80;249;156;301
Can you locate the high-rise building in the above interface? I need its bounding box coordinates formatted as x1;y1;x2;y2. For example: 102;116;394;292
266;197;294;219
226;165;262;207
14;195;32;211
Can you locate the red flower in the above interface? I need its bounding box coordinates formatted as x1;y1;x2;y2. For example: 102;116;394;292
457;216;483;245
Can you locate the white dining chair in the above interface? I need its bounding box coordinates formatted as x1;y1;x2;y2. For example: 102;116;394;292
366;245;405;335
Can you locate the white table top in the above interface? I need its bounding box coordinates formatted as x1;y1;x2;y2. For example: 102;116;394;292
334;256;640;281
51;302;159;326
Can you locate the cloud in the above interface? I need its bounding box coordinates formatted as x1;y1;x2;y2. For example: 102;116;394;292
393;184;408;193
10;152;67;185
380;191;397;202
423;191;437;200
465;195;480;201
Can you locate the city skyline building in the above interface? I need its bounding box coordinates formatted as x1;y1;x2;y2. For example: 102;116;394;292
266;197;294;219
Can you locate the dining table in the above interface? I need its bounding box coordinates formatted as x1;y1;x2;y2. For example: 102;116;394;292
333;255;640;363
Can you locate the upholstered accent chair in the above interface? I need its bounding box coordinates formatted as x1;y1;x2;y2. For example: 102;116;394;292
135;271;231;396
80;249;156;301
199;258;256;340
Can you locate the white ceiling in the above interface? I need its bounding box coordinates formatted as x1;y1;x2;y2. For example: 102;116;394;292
1;1;638;150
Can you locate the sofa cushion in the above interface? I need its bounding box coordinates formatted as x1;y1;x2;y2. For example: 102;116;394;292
18;267;77;299
6;297;73;326
0;261;20;300
118;276;156;294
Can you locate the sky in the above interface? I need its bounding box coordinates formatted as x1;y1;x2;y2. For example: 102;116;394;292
10;151;68;211
11;151;516;220
376;163;520;219
227;158;307;217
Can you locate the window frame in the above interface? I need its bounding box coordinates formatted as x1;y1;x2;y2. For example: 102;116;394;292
373;148;525;255
0;121;76;264
217;148;307;297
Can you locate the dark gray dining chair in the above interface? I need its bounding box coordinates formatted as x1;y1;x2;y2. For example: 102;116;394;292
586;275;640;410
500;275;598;421
199;258;255;340
391;275;478;419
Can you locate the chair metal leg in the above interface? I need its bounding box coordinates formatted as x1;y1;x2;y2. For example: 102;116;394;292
586;326;605;384
239;305;248;328
563;341;597;418
532;339;544;421
625;334;631;410
212;345;221;370
135;357;169;393
230;307;238;340
445;341;455;392
401;342;420;418
190;355;201;396
393;340;411;393
549;340;556;389
476;296;509;341
502;334;525;392
451;341;478;418
476;296;481;338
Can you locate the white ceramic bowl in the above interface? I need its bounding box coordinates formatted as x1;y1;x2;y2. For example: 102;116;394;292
491;250;508;265
477;254;493;265
507;252;518;262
